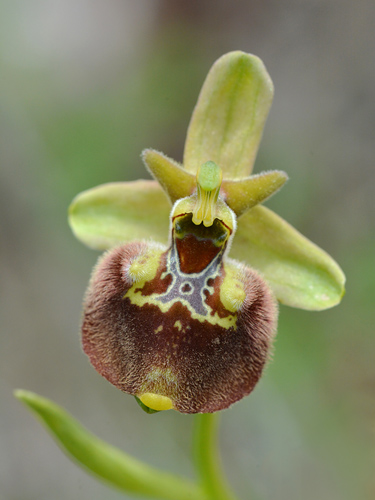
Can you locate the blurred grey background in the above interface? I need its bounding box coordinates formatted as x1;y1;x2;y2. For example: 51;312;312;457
1;1;374;499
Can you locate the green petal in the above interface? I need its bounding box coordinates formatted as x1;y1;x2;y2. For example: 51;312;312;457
222;170;288;217
231;205;346;310
142;149;196;204
68;181;171;250
183;51;274;179
14;390;203;500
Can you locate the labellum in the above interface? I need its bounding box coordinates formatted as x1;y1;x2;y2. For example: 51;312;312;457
82;162;278;413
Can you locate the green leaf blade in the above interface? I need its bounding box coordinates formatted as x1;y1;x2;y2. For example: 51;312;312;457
183;51;274;179
68;181;171;251
15;390;204;500
231;205;345;310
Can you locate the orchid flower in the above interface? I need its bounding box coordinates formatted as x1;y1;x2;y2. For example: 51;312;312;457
68;51;345;414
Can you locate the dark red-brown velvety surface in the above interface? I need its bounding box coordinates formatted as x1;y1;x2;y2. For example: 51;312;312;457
82;242;277;413
176;234;221;273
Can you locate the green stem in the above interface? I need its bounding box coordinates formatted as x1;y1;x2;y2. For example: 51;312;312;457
193;413;238;500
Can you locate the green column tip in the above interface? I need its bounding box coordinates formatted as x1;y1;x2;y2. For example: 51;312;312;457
197;161;222;191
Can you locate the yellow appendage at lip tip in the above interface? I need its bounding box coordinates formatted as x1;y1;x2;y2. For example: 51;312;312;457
139;392;174;411
192;161;222;227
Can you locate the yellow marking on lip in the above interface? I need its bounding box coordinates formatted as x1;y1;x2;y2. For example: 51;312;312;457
174;320;183;331
125;234;238;330
154;325;163;333
126;249;237;329
127;286;237;329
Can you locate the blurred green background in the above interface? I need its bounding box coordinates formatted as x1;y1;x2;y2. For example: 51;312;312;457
1;1;374;499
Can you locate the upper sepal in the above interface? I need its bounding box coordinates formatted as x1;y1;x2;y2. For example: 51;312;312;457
183;51;274;179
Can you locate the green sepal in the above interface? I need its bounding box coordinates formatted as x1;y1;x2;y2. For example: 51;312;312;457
142;149;196;204
14;390;204;500
222;170;288;217
134;396;160;414
183;51;274;179
68;180;171;251
231;205;346;310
